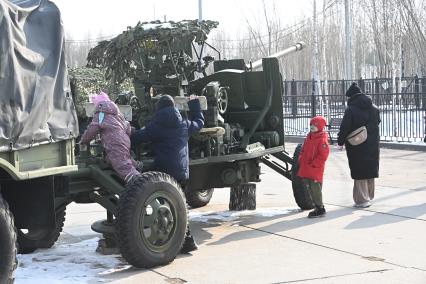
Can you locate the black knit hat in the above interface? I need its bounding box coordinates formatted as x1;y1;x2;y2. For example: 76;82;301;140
156;95;175;111
345;82;362;97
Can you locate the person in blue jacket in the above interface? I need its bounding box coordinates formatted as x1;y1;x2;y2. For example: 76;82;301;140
131;94;204;253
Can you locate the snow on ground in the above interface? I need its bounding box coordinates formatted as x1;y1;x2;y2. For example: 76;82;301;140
189;207;298;223
13;208;296;283
15;238;129;284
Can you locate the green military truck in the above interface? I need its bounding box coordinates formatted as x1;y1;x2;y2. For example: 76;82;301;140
0;0;78;282
0;0;312;282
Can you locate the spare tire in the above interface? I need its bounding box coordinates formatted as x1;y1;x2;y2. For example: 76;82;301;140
185;188;214;208
291;144;315;210
116;172;187;268
0;194;17;284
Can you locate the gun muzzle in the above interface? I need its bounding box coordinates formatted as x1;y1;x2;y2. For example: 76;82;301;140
248;41;306;70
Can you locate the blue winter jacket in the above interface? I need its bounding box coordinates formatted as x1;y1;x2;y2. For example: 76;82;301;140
131;99;204;181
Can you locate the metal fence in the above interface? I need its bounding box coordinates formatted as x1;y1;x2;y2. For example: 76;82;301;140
283;92;426;142
283;76;426;97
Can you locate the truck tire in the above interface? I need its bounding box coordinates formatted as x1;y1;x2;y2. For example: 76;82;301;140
185;188;214;208
0;195;17;284
291;144;315;210
17;207;66;254
116;172;187;268
229;183;256;211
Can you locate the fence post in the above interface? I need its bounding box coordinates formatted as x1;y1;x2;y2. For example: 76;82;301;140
312;78;317;117
358;77;365;92
374;77;380;105
283;79;287;96
414;75;420;109
375;77;380;94
291;79;297;117
422;76;426;111
341;79;346;107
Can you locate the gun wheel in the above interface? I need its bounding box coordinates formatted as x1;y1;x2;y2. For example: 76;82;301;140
185;188;214;208
217;87;228;114
116;172;187;268
17;207;66;254
291;144;315;210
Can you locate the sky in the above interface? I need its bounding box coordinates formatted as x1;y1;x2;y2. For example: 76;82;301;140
51;0;313;41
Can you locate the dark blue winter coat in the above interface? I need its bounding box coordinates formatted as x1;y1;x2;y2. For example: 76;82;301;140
131;99;204;181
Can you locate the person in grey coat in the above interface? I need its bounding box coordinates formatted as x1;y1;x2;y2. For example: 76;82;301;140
338;83;381;208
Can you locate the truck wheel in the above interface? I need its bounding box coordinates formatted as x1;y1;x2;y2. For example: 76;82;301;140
291;144;315;210
229;183;256;211
17;207;66;254
116;172;187;268
185;188;214;208
0;195;17;284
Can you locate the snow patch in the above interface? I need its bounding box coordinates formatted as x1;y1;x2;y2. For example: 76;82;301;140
15;237;126;284
141;22;173;30
189;208;298;223
14;208;298;283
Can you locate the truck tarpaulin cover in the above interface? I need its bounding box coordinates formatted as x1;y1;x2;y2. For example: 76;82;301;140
0;0;78;152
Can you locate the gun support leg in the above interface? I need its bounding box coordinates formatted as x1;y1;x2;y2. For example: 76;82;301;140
261;152;294;180
229;183;256;211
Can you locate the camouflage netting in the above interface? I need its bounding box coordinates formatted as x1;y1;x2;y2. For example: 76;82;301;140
68;67;133;119
86;20;219;84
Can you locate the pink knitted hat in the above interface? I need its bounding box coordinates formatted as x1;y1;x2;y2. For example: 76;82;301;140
90;91;110;106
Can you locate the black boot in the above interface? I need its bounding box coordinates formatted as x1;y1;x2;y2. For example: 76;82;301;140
308;206;326;218
180;227;198;254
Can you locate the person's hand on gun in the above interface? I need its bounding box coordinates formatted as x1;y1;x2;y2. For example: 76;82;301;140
78;143;88;152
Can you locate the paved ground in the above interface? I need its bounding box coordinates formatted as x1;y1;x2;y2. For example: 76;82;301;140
15;143;426;283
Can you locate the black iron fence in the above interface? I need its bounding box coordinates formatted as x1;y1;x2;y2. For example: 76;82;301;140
283;92;426;142
283;76;426;97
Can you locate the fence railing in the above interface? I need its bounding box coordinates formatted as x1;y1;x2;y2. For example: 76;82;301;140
283;92;426;142
283;76;426;97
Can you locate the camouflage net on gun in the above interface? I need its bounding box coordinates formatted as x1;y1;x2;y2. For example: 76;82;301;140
86;20;219;84
68;67;133;119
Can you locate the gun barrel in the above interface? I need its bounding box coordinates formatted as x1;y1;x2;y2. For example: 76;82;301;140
249;42;306;70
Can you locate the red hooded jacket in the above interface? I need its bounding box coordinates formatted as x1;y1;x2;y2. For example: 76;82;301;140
297;116;330;183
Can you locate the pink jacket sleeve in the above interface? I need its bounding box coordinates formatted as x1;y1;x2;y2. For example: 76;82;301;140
80;114;100;144
125;121;132;137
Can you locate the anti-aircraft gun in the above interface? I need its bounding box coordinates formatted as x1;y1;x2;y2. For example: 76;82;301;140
86;20;310;210
0;5;313;276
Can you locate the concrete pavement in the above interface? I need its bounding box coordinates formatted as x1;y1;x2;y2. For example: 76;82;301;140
47;144;426;283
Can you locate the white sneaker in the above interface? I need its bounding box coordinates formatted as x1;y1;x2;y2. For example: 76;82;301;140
354;201;371;208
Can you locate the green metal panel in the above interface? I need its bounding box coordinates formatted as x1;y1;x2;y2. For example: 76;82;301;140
0;140;77;180
65;164;125;195
243;71;267;108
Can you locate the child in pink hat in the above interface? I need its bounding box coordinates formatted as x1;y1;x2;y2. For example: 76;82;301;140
80;92;140;183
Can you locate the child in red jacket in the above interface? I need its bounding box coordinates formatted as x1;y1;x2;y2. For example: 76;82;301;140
297;116;330;218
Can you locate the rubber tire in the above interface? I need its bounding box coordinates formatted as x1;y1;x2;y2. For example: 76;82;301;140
185;188;214;208
17;207;66;254
0;195;17;284
116;172;187;268
229;183;256;211
291;144;315;210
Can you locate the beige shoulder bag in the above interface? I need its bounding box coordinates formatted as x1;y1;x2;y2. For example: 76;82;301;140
347;126;367;145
